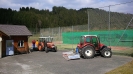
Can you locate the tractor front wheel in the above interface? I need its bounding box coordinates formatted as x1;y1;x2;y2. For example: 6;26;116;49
53;46;57;52
82;46;95;59
101;48;112;58
45;47;48;53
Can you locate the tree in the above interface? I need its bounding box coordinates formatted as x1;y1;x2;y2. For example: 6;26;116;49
0;6;132;29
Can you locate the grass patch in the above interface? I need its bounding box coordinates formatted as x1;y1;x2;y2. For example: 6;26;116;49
56;44;77;50
28;37;39;42
106;60;133;74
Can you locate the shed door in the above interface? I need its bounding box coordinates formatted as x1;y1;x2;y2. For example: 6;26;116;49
6;40;14;56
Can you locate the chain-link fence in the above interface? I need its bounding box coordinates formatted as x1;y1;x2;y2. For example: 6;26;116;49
29;1;133;48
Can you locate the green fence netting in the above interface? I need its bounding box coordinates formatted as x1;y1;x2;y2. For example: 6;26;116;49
62;30;133;47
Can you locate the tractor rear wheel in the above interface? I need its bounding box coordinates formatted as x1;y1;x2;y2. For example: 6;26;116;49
101;48;112;58
82;46;95;59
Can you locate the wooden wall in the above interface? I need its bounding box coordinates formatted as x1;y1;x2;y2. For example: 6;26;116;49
0;31;30;57
11;36;29;54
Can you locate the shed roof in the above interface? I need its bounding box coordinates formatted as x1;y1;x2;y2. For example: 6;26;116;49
0;24;32;36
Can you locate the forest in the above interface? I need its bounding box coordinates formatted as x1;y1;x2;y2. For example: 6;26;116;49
0;6;133;29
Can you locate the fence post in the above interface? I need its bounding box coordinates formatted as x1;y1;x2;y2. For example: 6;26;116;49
60;27;62;41
72;25;74;49
49;27;50;36
52;28;53;37
59;27;60;41
108;5;111;46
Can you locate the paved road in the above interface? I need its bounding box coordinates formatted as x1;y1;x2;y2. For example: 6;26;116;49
0;50;133;74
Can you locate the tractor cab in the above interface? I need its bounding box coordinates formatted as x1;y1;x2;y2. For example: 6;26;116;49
79;35;103;50
39;36;53;42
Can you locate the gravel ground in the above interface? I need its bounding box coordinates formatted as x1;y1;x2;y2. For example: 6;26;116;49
0;50;133;74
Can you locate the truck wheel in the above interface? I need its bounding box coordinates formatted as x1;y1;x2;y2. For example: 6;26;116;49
101;48;112;58
45;47;48;53
82;46;95;59
53;46;57;52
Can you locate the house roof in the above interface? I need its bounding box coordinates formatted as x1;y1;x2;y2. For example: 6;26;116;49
0;24;32;36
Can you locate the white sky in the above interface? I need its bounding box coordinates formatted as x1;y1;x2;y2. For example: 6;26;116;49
0;0;133;14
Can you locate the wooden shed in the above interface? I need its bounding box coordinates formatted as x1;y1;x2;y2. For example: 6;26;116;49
0;24;32;57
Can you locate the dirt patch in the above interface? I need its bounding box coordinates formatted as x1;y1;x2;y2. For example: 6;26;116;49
110;46;131;50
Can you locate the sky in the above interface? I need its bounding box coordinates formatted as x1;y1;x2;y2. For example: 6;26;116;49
0;0;133;14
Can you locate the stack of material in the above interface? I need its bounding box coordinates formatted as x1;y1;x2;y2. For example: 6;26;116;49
62;51;80;61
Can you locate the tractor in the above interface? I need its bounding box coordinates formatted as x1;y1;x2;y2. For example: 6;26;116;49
77;35;112;59
38;36;57;53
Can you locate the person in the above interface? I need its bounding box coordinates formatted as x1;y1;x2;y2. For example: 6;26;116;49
38;41;42;51
35;40;39;48
40;41;44;51
75;47;79;54
32;40;36;49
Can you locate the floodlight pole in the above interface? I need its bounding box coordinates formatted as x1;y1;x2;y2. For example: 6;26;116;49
108;5;111;46
87;9;89;34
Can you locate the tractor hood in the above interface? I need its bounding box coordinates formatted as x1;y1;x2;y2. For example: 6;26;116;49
47;42;55;48
99;43;104;48
77;42;94;49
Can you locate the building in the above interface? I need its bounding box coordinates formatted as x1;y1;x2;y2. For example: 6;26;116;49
0;24;32;57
